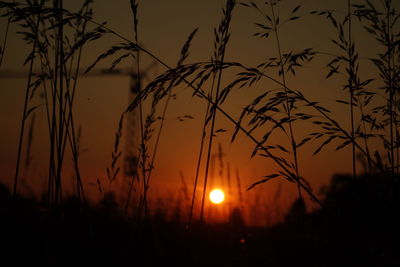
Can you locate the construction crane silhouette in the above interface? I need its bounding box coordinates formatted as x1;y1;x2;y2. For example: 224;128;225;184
0;63;157;178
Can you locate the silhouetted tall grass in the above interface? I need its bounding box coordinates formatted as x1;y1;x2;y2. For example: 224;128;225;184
2;0;398;210
1;0;400;264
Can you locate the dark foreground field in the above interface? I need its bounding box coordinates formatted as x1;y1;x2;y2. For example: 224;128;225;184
1;173;400;267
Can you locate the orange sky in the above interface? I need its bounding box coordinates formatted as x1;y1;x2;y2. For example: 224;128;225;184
0;0;397;224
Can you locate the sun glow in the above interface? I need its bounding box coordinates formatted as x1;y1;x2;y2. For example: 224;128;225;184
209;189;225;204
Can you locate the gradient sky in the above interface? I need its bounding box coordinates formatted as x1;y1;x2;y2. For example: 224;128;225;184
1;0;398;223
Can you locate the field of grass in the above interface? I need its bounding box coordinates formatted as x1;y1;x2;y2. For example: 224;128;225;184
0;0;400;266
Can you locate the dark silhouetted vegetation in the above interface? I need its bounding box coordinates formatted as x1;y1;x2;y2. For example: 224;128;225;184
1;0;400;266
1;171;399;266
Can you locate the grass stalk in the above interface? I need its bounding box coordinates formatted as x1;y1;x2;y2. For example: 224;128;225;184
13;4;41;198
269;0;302;197
199;0;235;222
199;84;218;222
60;0;92;204
129;0;148;219
188;85;213;225
146;29;199;210
386;0;395;176
348;0;356;178
54;0;66;210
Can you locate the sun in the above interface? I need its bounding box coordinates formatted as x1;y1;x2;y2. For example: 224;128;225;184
209;189;225;204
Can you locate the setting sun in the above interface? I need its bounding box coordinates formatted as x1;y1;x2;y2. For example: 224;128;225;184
209;189;225;204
